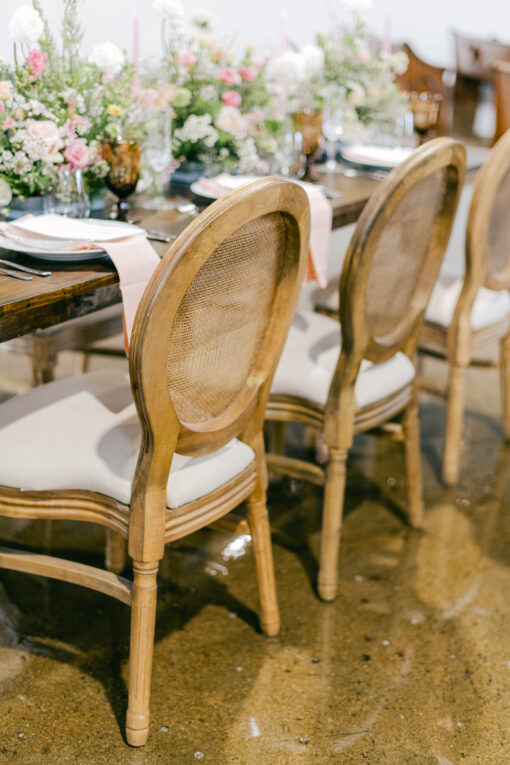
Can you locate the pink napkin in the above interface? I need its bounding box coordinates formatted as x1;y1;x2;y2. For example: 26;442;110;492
196;176;332;287
0;216;160;351
100;236;160;345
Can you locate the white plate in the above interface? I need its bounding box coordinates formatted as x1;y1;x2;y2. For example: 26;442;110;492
341;144;414;170
0;219;146;262
190;176;324;201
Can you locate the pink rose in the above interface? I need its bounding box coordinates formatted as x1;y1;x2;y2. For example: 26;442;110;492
356;50;370;64
217;67;240;85
211;49;223;63
26;49;47;78
238;65;257;82
63;139;90;169
221;90;242;107
243;110;262;133
252;56;266;70
215;106;247;138
25;119;62;158
178;52;197;67
3;116;13;129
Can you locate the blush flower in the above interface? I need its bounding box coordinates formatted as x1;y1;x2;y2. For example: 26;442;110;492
221;90;242;107
63;139;90;169
217;68;240;85
238;65;257;82
0;81;11;100
215;106;247;138
26;49;47;78
3;116;14;130
178;52;197;67
24;119;63;161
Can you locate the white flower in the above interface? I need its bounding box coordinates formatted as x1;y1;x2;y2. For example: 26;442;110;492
8;5;43;45
275;51;306;83
301;44;324;77
153;0;184;20
88;42;124;75
191;9;215;30
174;114;218;147
236;136;259;173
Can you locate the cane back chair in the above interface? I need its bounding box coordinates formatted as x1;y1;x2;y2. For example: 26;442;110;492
419;130;510;484
0;177;310;746
266;138;466;601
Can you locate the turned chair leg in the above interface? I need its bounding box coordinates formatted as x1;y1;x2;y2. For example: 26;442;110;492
443;362;466;485
126;561;158;747
247;491;280;636
402;392;424;528
105;530;127;574
267;421;286;455
318;446;348;602
500;332;510;440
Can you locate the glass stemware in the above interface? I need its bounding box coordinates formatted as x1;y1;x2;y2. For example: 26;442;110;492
43;167;90;218
102;139;141;221
408;91;442;145
322;84;346;173
142;108;175;210
293;111;323;183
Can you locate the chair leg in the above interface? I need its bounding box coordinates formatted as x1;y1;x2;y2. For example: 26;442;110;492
31;343;58;386
246;491;280;636
318;447;348;602
268;421;285;455
105;529;127;574
126;561;158;747
402;394;424;528
500;332;510;440
443;362;466;485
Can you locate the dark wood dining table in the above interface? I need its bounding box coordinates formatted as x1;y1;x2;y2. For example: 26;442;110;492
0;143;489;345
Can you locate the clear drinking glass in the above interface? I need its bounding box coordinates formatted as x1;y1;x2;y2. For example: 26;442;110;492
43;167;90;218
322;84;346;173
142;107;175;210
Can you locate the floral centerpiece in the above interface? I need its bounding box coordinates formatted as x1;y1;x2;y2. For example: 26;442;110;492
0;1;144;204
316;3;408;129
153;0;278;174
274;44;325;115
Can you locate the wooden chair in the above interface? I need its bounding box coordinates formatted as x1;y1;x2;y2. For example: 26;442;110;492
452;31;510;142
493;61;510;142
395;43;454;133
418;130;510;484
265;138;466;602
0;177;310;746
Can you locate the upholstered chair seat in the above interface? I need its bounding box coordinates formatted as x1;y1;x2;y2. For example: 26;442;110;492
0;371;255;509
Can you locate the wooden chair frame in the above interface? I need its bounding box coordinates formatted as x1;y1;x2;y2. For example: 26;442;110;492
0;177;310;746
266;138;466;601
419;130;510;484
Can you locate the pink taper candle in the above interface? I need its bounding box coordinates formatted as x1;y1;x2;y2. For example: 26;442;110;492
381;14;392;56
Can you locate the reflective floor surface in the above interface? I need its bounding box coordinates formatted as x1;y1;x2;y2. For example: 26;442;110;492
0;350;509;763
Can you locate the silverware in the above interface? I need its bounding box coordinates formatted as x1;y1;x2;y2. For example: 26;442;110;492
0;258;51;277
177;202;199;217
340;166;388;181
144;229;177;243
0;267;32;281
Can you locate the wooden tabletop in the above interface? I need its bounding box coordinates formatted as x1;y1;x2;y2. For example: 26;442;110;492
0;143;490;345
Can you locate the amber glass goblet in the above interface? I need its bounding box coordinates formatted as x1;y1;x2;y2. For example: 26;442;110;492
102;139;141;221
409;91;442;145
293;111;323;182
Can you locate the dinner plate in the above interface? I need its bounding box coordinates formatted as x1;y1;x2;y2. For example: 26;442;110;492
0;219;147;262
190;176;324;201
340;144;414;170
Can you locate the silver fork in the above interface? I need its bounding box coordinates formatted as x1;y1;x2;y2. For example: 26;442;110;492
0;267;32;281
0;258;51;277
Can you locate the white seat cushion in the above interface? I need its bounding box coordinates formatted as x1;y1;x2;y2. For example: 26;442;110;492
271;311;415;409
0;371;255;509
425;274;510;330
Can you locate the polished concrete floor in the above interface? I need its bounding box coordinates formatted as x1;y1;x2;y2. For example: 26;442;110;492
0;349;509;763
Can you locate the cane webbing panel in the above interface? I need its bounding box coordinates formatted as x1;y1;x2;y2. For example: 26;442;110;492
486;165;510;280
166;212;287;424
365;167;447;337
